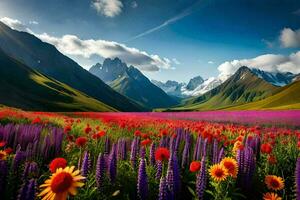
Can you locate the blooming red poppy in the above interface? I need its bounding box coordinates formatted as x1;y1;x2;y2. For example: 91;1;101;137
84;125;92;134
32;117;42;124
141;139;152;146
4;147;13;154
155;147;170;162
64;125;72;133
267;155;277;165
189;161;201;172
0;141;6;147
261;143;272;154
76;137;87;147
49;157;67;173
134;130;141;137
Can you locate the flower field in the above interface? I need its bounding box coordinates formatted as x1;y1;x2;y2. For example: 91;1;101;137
0;108;299;200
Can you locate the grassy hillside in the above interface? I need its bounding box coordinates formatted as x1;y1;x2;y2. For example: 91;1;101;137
0;49;117;112
226;80;300;110
169;66;279;111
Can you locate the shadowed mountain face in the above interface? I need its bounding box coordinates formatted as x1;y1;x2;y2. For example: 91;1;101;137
177;66;280;110
0;49;117;111
186;76;204;90
251;68;297;86
0;22;144;111
89;58;179;109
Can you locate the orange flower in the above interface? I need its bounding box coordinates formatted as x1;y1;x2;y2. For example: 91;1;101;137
265;175;284;191
209;164;228;182
39;166;85;200
263;192;282;200
0;150;7;160
189;161;201;173
220;157;238;178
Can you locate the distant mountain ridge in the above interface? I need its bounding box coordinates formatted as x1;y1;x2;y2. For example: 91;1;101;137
172;66;280;111
0;49;116;111
0;22;144;111
89;58;178;109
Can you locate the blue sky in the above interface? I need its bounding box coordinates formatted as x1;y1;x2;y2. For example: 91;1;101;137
1;0;300;82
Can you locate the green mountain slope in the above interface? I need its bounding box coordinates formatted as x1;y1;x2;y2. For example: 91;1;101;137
172;66;279;111
0;49;117;111
226;80;300;110
0;22;144;111
90;58;178;109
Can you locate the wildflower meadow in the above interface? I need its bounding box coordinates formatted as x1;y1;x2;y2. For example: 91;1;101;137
0;108;299;200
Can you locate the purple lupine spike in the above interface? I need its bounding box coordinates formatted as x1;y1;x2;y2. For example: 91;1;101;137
212;139;219;164
169;136;176;153
158;176;167;200
105;136;111;154
156;160;163;180
172;152;181;193
108;144;117;183
193;136;202;161
166;153;180;200
296;157;300;200
18;178;36;200
202;138;208;159
181;134;190;168
160;136;168;148
196;157;207;200
23;162;39;180
174;129;182;152
13;150;26;172
96;153;106;190
149;142;156;166
0;160;8;194
81;151;90;177
130;137;138;168
137;158;148;200
217;147;225;163
117;139;127;160
140;147;146;159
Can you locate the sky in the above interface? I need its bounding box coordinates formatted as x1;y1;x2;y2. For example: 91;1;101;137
1;0;300;82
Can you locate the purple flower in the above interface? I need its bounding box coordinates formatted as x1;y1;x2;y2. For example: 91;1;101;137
81;151;91;178
96;153;106;190
158;176;167;200
150;142;156;166
181;133;190;169
108;144;117;183
296;157;300;200
166;153;181;199
130;137;139;168
0;160;8;194
156;160;163;180
140;147;146;159
23;162;39;180
105;136;111;154
13;149;26;172
196;157;206;200
18;179;36;200
137;158;148;200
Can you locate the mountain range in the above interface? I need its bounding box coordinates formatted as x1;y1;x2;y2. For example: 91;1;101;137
0;21;299;112
0;21;144;111
89;58;178;109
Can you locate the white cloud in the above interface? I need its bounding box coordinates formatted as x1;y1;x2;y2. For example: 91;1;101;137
208;61;214;64
279;28;300;48
91;0;123;17
217;52;300;79
29;20;39;25
131;1;138;8
37;33;171;71
172;58;180;65
0;17;33;33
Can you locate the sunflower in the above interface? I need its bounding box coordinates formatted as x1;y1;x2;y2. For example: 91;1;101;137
0;150;7;160
263;192;282;200
220;157;238;178
209;164;228;182
265;175;284;191
39;166;85;200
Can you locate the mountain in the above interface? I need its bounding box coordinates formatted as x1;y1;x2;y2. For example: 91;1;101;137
174;66;280;111
226;79;300;110
151;80;186;98
186;76;204;90
89;58;178;109
0;22;144;111
251;68;297;86
0;49;117;111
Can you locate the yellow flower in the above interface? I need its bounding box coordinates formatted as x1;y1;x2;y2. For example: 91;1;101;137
263;192;282;200
209;164;228;182
220;157;238;178
39;166;85;200
0;150;7;160
232;141;243;154
265;175;284;191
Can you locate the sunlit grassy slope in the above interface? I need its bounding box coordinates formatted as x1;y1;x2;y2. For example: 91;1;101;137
0;49;117;112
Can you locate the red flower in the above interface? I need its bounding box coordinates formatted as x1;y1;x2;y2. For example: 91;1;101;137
0;141;6;147
155;147;170;162
134;130;141;137
84;125;92;134
298;141;300;149
49;158;67;173
76;137;87;147
64;125;72;133
267;155;277;165
32;117;42;124
189;161;201;172
141;139;152;146
4;147;13;154
261;143;272;154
